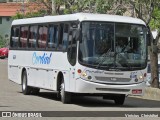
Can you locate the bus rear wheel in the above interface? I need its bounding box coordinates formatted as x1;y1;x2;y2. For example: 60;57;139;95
60;78;71;104
22;71;31;95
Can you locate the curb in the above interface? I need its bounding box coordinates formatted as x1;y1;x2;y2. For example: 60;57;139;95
131;87;160;101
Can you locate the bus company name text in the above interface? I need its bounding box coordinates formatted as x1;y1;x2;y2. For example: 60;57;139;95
32;52;52;65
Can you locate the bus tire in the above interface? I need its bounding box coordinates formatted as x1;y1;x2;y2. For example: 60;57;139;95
60;78;71;104
114;94;125;105
31;88;40;95
22;71;31;95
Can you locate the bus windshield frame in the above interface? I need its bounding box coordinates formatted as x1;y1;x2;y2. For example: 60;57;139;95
78;21;148;71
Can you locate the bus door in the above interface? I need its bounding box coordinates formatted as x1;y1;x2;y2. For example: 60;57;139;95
67;25;78;92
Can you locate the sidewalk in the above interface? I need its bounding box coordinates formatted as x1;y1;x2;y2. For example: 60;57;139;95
131;87;160;101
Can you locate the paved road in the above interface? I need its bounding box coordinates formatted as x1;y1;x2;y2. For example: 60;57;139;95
0;59;160;119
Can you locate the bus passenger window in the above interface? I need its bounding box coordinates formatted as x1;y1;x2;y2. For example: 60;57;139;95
58;24;64;50
11;26;19;48
20;26;28;48
29;26;38;48
38;25;48;48
48;25;58;49
62;24;69;50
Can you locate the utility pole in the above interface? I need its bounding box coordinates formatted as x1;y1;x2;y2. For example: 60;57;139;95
22;0;25;15
52;0;55;14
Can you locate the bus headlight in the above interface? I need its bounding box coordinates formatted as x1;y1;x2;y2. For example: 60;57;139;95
81;72;92;80
139;75;143;80
134;75;143;82
82;72;87;77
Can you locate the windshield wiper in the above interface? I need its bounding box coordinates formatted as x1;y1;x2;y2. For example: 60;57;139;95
95;50;133;70
114;52;132;70
95;49;112;69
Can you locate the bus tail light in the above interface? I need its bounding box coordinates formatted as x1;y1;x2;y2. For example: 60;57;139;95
132;89;142;94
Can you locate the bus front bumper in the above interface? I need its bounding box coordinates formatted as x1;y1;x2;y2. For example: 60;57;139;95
75;78;146;96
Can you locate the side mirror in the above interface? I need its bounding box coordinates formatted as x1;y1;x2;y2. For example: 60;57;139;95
75;29;80;41
72;29;80;41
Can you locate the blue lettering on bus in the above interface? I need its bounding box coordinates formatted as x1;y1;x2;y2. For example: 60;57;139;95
32;52;52;65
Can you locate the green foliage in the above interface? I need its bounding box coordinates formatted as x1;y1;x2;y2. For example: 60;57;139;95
12;10;47;20
149;7;160;30
0;35;8;48
12;12;24;20
63;0;91;14
25;10;47;18
63;0;127;15
95;0;113;14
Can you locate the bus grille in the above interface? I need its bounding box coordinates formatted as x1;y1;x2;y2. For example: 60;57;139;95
95;76;131;83
96;88;130;92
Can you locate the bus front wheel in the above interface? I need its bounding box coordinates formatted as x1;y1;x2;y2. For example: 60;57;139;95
22;71;31;95
31;88;40;95
114;94;125;105
60;78;71;104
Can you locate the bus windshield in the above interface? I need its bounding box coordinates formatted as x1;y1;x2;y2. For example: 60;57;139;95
79;21;147;71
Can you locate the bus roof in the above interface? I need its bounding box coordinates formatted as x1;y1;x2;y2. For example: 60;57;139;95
12;13;146;26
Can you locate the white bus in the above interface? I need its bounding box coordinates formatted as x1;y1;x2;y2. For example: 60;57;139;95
8;13;148;105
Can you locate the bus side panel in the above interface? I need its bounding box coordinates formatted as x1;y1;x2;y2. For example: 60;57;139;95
62;71;70;92
8;66;20;84
28;68;58;90
8;50;21;84
44;70;57;90
69;67;76;92
27;68;36;87
35;69;46;88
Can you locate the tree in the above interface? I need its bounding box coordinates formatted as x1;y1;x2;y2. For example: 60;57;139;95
12;1;50;19
63;0;128;15
128;0;160;88
149;6;160;88
0;35;9;48
34;0;64;15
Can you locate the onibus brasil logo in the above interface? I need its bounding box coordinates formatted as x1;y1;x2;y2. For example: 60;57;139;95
32;52;52;65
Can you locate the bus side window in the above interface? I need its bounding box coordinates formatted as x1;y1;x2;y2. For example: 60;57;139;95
38;25;48;48
20;26;28;48
62;24;69;50
11;26;20;48
58;23;64;50
28;25;38;48
48;24;58;49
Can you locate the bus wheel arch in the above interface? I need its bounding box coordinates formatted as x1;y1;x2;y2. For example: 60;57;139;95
57;72;71;103
21;69;31;95
57;72;63;92
21;68;27;84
